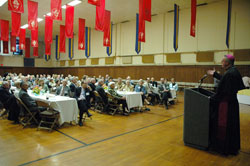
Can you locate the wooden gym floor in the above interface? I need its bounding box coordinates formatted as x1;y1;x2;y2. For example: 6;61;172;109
0;93;250;166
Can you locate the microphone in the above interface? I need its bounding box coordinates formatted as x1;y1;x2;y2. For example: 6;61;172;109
200;74;208;81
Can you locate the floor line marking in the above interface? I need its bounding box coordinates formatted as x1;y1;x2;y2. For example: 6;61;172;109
55;129;88;146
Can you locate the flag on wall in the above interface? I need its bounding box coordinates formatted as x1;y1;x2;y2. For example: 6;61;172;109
95;0;105;31
45;16;53;44
45;54;50;61
144;0;151;22
68;37;74;60
31;30;38;47
65;5;74;38
11;35;16;52
45;43;51;55
88;0;100;6
226;0;232;48
25;38;30;58
8;0;24;13
85;27;91;58
33;47;38;57
0;20;9;41
60;25;66;52
190;0;196;37
139;0;145;42
28;0;38;30
106;23;113;56
55;35;60;60
51;0;62;20
78;18;85;50
173;4;179;52
11;12;21;36
3;41;9;54
103;10;111;47
135;13;141;54
19;28;26;50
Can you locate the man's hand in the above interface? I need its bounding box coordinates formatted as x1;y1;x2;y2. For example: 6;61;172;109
207;68;216;76
122;96;126;100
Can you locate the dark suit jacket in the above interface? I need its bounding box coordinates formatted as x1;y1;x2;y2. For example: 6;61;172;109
151;81;158;87
69;83;77;93
19;89;38;110
56;86;70;96
88;83;96;91
75;87;91;109
0;87;15;108
96;85;108;103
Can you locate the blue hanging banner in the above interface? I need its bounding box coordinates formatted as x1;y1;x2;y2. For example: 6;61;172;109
68;36;74;60
106;23;113;56
45;54;50;61
85;27;91;58
226;0;232;48
55;35;60;60
135;13;141;54
173;4;179;52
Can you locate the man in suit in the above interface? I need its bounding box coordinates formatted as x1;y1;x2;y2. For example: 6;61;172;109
56;80;70;96
69;77;77;97
150;77;158;88
96;80;110;114
88;78;96;104
108;82;129;116
19;82;46;112
158;78;171;109
0;81;20;123
75;81;92;126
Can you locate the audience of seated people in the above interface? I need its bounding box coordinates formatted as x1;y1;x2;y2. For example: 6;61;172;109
0;72;179;126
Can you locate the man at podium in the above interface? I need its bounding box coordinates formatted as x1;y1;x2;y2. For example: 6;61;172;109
207;55;245;155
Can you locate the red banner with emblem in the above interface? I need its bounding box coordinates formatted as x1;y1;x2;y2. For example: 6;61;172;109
144;0;151;22
11;12;21;36
65;5;74;38
88;0;100;6
25;38;30;58
45;16;53;44
31;30;38;47
0;20;9;41
19;28;26;50
33;47;38;57
3;41;9;54
95;0;105;31
28;0;38;30
78;18;85;50
139;0;145;42
103;10;111;47
45;43;51;55
60;25;66;52
51;0;62;20
8;0;24;13
11;36;16;52
190;0;196;37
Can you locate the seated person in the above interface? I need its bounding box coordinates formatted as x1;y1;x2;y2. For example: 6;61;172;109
88;78;96;103
158;78;171;109
135;79;149;106
19;82;46;112
14;80;22;98
115;77;125;91
169;78;178;91
75;81;92;126
108;82;129;116
56;80;70;96
150;77;158;87
0;81;20;123
69;77;78;97
96;80;109;113
144;78;160;105
39;79;50;93
123;80;134;92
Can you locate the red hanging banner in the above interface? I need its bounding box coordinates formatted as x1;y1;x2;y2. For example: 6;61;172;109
45;16;53;44
88;0;100;6
33;47;38;57
3;41;9;54
45;43;51;55
28;0;38;30
95;0;105;31
25;38;31;58
60;25;66;52
190;0;197;37
78;18;85;50
19;28;26;50
8;0;24;13
103;10;111;47
11;12;21;36
11;36;16;52
65;5;74;38
139;0;145;42
1;20;9;41
144;0;151;22
51;0;62;20
31;30;38;47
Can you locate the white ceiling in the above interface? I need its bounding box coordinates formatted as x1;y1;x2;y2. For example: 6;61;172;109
0;0;223;40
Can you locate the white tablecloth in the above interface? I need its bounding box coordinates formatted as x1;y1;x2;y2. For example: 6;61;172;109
28;91;78;125
117;91;143;109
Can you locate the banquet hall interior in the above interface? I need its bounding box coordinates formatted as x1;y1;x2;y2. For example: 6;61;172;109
0;0;250;165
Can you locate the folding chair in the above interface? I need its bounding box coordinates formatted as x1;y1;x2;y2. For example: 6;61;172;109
36;100;60;132
93;91;105;113
106;93;122;115
16;98;39;128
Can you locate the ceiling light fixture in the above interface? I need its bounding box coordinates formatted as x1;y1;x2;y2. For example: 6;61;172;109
37;18;43;22
0;0;7;7
20;24;28;29
68;0;82;6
